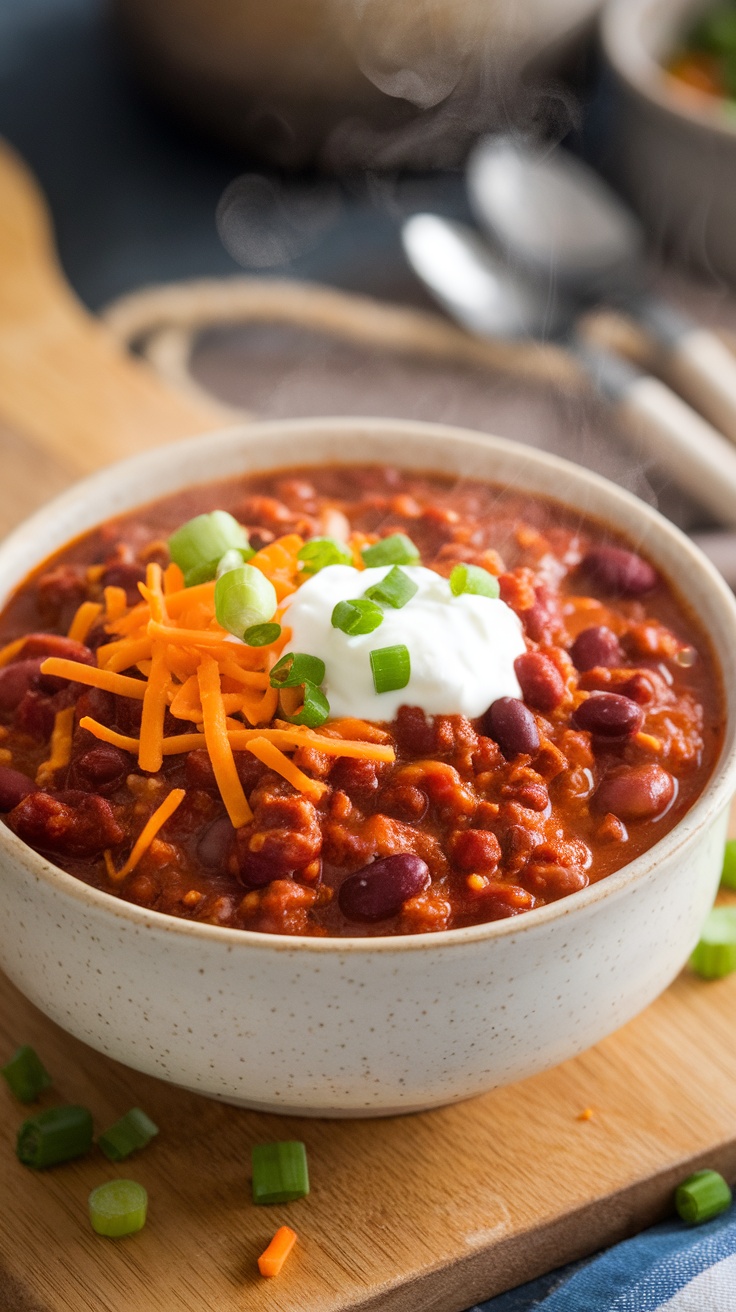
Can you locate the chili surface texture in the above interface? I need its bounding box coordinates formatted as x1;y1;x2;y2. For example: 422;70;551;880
0;465;723;937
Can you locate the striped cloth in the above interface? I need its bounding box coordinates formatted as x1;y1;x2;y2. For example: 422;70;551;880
475;1207;736;1311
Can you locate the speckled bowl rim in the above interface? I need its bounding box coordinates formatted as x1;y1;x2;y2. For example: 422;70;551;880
603;0;736;140
1;415;736;955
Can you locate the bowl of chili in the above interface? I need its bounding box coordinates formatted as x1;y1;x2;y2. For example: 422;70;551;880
0;416;734;1116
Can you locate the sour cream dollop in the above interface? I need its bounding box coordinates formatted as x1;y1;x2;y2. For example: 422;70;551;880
282;564;526;721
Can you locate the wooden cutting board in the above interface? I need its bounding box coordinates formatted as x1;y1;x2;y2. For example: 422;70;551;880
1;137;736;1312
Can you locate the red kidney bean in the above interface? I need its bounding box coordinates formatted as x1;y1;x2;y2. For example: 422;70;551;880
21;634;95;665
393;705;437;757
10;790;124;857
570;626;623;672
236;849;278;888
0;766;37;811
580;546;657;597
522;584;557;643
338;854;430;922
448;828;501;872
185;749;218;793
482;697;540;759
0;658;44;712
514;652;565;712
593;763;675;820
15;690;56;740
101;562;147;605
197;816;236;869
73;744;131;795
572;692;644;738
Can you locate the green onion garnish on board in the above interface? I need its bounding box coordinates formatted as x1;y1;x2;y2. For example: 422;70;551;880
98;1108;159;1163
214;565;277;640
690;907;736;979
89;1179;148;1238
16;1105;93;1169
244;622;282;647
449;563;501;599
270;651;326;689
675;1169;732;1224
721;839;736;890
298;537;352;575
1;1045;52;1103
364;566;418;610
370;644;411;694
282;682;330;729
361;534;420;568
252;1141;310;1205
169;511;253;586
331;598;384;635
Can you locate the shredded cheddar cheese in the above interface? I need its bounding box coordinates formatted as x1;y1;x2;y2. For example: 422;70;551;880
107;788;186;882
36;707;75;787
33;532;395;829
67;601;103;644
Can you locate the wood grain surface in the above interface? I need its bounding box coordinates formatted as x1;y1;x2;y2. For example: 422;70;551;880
1;134;736;1312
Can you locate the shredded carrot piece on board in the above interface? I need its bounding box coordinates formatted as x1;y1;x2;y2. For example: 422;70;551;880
163;561;184;595
103;586;130;623
79;715;395;763
198;655;252;827
36;707;75;787
258;1226;297;1278
67;601;103;644
40;658;147;700
246;737;328;802
107;788;185;883
96;636;153;673
138;643;171;773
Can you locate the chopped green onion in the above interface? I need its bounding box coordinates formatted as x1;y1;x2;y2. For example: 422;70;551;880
675;1169;732;1224
216;547;254;579
370;644;411;694
282;681;330;729
169;511;252;586
449;563;501;599
298;537;352;575
244;622;282;647
215;565;277;640
364;566;418;610
252;1140;310;1205
17;1105;93;1169
331;598;384;635
1;1045;52;1103
270;651;326;689
721;839;736;890
89;1179;148;1238
97;1108;159;1163
361;534;420;568
690;907;736;979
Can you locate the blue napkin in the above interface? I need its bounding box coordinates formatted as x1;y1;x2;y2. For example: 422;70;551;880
474;1206;736;1311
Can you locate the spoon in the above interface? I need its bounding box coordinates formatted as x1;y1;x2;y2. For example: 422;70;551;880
467;137;736;447
401;213;736;526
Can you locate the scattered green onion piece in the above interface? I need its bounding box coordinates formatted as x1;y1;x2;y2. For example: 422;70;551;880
370;644;411;694
214;565;277;640
89;1179;148;1238
331;598;384;635
282;681;330;729
690;907;736;979
361;534;420;567
449;563;501;599
364;566;418;610
169;511;252;586
252;1140;310;1205
1;1045;52;1104
270;651;326;689
182;559;219;587
675;1169;732;1224
97;1108;159;1163
297;537;352;575
17;1105;93;1169
216;547;254;579
244;622;282;647
721;839;736;890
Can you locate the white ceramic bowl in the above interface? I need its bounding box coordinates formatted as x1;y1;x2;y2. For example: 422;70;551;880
1;418;735;1117
602;0;736;282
